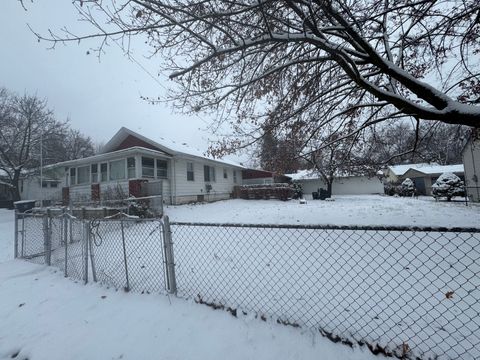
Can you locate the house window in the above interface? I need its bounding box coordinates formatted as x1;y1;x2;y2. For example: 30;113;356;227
157;159;168;178
204;165;216;182
50;182;58;188
233;170;238;184
223;168;228;179
142;157;155;178
127;157;136;179
42;181;48;188
70;168;76;185
100;163;108;182
77;165;91;184
91;164;98;183
187;162;194;181
109;159;126;180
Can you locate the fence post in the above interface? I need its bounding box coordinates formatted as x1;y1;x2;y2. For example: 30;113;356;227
14;210;18;258
120;218;130;292
163;215;177;295
43;211;51;266
63;208;68;277
83;221;89;284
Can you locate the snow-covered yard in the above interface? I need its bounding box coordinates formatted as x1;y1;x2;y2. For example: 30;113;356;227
1;195;479;359
0;208;378;360
165;195;479;227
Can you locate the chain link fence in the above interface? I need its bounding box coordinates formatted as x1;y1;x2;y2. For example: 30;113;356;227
169;222;480;360
15;212;169;292
14;212;480;359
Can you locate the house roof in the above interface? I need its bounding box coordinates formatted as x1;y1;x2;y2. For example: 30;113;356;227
388;163;464;176
102;127;244;168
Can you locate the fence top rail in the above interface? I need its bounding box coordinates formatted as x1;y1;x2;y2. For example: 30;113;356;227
169;221;480;233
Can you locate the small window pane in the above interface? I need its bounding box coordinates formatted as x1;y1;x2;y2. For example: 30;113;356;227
77;166;90;184
157;159;168;178
70;168;76;185
187;162;194;181
100;163;108;182
91;164;98;183
142;157;155;178
204;165;210;182
109;159;125;181
127;157;136;179
204;165;215;182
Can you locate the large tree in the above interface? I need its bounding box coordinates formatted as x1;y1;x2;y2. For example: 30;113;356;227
0;89;66;200
35;0;480;155
0;88;94;200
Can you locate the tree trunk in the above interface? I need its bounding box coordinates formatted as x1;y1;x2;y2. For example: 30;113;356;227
326;180;333;197
11;171;21;202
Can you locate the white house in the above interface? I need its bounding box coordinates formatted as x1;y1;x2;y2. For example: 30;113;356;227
462;129;480;202
21;127;244;205
286;170;384;196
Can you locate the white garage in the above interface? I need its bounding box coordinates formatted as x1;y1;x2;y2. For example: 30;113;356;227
287;170;384;196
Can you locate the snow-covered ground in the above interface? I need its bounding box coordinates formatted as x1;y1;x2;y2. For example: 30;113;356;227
1;196;479;359
0;209;379;360
165;195;479;227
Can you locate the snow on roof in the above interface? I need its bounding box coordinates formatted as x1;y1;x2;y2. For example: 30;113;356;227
286;170;322;181
388;163;464;176
103;127;245;168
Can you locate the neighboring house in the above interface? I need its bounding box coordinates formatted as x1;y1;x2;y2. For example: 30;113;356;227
241;169;290;185
462;128;480;202
383;163;465;196
286;170;384;196
21;127;244;205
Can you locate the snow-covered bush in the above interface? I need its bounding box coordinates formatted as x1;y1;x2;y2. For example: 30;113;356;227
432;173;465;201
401;178;415;197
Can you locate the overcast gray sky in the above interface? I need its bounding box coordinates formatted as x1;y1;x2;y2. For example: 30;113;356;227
0;1;240;159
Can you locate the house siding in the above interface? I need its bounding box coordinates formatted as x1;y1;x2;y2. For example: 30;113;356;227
172;158;240;204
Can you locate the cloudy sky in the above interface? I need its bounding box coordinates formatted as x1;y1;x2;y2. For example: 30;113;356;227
0;1;241;160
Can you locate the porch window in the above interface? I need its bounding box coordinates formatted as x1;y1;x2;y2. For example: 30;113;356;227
204;165;216;182
109;159;126;180
77;165;90;185
127;157;136;179
187;162;194;181
223;168;228;179
70;168;76;185
142;157;155;178
91;164;98;183
157;159;168;179
100;163;108;182
233;170;238;183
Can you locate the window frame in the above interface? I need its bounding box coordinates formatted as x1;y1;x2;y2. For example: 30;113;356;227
142;157;155;178
187;162;195;181
109;159;126;181
204;165;216;182
156;159;168;179
127;157;136;179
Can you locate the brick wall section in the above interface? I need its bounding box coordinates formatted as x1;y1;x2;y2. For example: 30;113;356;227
129;179;148;197
91;183;100;201
62;187;70;206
